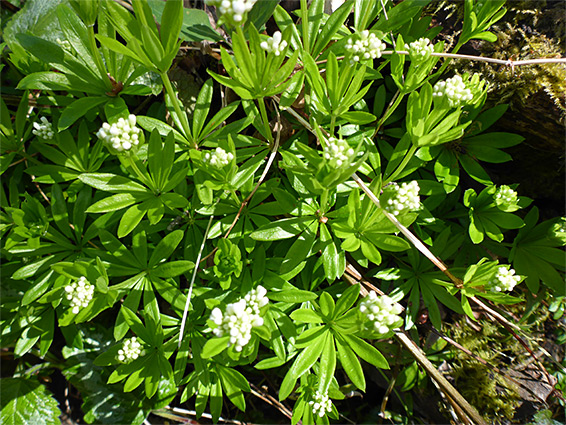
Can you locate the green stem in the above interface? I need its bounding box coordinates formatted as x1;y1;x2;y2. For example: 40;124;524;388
87;26;112;91
257;98;273;144
383;144;417;185
329;115;336;136
431;42;463;84
320;189;329;213
374;91;404;135
125;153;153;189
160;71;195;148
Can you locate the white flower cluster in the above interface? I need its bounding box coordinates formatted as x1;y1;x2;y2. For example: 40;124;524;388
203;147;234;168
494;185;518;207
309;390;332;418
64;276;94;314
382;181;420;215
32;117;55;140
205;0;256;24
323;137;354;168
260;31;288;56
432;75;474;108
117;336;143;363
405;37;434;61
210;286;269;352
487;267;521;292
359;292;403;334
345;30;386;63
96;115;141;153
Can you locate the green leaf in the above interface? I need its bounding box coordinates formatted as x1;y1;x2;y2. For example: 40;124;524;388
335;336;365;391
268;289;318;303
0;378;61;425
87;192;147;213
335;284;360;316
280;222;317;273
79;173;148;193
279;332;326;400
319;292;336;319
160;0;183;54
58;96;107;131
312;0;354;57
117;203;147;238
318;333;336;393
342;334;389;369
201;336;230;359
290;309;324;324
136;116;188;145
149;230;184;267
152;260;194;278
251;217;315;241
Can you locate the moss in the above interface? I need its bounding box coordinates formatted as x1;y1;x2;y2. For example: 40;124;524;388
446;319;523;423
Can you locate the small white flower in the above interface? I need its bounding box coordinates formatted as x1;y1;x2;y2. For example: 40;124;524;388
209;286;268;352
260;31;288;56
405;38;434;62
96;115;141;153
359;292;403;334
117;336;143;363
32;117;55;140
64;276;94;314
432;75;474;108
346;30;386;63
205;0;256;25
494;185;518;207
203;147;234;168
308;390;332;418
56;38;72;52
487;267;521;292
323;137;355;169
381;181;420;216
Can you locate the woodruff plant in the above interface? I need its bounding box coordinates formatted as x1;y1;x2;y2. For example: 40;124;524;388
1;0;564;424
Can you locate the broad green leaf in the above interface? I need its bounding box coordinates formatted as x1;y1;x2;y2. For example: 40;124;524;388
251;217;315;241
148;230;184;267
318;333;336;393
152;260;194;278
0;378;61;425
58;96;107;131
279;332;326;400
201;336;230;359
79;173;148;193
268;289;318;303
290;309;324;324
336;336;365;391
342;334;389;369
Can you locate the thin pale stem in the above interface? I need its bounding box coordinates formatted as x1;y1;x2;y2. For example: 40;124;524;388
178;215;215;348
381;49;566;67
394;331;487;425
352;173;463;286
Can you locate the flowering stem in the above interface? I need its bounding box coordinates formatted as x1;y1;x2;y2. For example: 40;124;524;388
257;98;273;144
383;144;417;186
122;153;153;188
160;71;196;148
375;91;404;133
